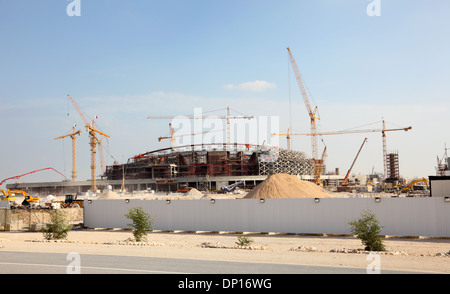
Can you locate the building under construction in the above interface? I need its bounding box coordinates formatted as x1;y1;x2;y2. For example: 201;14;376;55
103;143;314;192
385;151;400;182
7;143;314;195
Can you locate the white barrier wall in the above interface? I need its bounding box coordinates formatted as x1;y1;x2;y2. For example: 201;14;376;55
83;197;450;237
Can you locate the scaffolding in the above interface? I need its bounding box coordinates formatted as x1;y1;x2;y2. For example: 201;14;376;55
386;151;400;181
104;143;314;181
258;148;313;176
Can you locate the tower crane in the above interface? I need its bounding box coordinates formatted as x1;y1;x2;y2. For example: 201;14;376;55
67;94;110;192
315;145;327;185
159;123;176;149
287;47;321;182
158;123;224;149
54;126;81;181
148;106;254;146
272;120;411;178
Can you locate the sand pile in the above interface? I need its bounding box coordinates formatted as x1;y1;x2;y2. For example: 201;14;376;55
98;190;128;199
244;173;332;199
185;188;204;197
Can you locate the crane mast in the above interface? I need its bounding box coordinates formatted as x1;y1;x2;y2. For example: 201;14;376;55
273;121;411;181
54;126;81;181
158;123;224;148
287;47;321;182
148;107;254;146
67;94;110;192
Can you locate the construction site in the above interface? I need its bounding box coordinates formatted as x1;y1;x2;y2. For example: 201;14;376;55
0;48;442;204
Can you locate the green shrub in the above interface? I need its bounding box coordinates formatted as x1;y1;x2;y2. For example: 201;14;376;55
235;236;253;247
42;209;72;240
348;210;386;251
125;207;153;242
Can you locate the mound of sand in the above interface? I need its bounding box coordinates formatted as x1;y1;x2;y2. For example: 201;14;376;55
185;188;204;197
244;173;332;199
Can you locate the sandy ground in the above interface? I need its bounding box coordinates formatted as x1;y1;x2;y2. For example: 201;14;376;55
0;230;449;274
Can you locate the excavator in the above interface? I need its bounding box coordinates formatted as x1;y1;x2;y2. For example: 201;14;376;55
1;189;41;207
401;178;429;192
0;189;16;201
2;189;40;207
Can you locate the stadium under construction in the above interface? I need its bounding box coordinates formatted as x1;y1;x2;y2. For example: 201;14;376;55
6;143;319;196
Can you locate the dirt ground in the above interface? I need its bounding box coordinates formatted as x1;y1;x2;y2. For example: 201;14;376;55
0;229;449;274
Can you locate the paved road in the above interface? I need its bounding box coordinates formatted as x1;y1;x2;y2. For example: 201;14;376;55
0;251;426;275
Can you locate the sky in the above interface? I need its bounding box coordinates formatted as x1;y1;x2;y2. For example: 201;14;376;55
1;0;449;185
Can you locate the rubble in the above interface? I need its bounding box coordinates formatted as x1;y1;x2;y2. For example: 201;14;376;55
103;238;164;246
435;250;450;257
289;245;319;252
200;241;268;250
329;248;409;255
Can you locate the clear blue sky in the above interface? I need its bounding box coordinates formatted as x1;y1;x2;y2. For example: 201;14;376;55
1;0;449;185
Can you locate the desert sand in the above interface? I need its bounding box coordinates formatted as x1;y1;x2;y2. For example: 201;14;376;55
0;230;449;274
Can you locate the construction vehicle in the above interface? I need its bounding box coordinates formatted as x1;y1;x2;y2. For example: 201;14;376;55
1;167;66;186
220;181;244;193
9;190;40;202
60;194;84;208
337;138;368;192
0;189;16;201
8;190;41;207
401;178;429;192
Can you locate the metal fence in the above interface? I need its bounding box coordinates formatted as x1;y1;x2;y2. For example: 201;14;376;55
84;197;450;238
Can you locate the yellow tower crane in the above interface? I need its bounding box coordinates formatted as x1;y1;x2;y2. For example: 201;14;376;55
158;123;224;149
148;106;254;146
273;121;412;180
158;123;177;149
287;47;321;182
67;94;110;192
54;126;81;181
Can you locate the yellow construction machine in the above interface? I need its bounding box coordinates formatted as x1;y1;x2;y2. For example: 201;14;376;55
9;190;40;201
6;189;40;206
59;194;84;208
0;189;16;201
401;178;429;192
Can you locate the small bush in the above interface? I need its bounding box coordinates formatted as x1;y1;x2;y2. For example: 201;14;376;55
42;209;72;240
125;206;153;242
235;236;253;247
348;210;386;251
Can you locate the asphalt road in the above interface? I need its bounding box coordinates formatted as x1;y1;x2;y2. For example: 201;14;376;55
0;251;424;275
